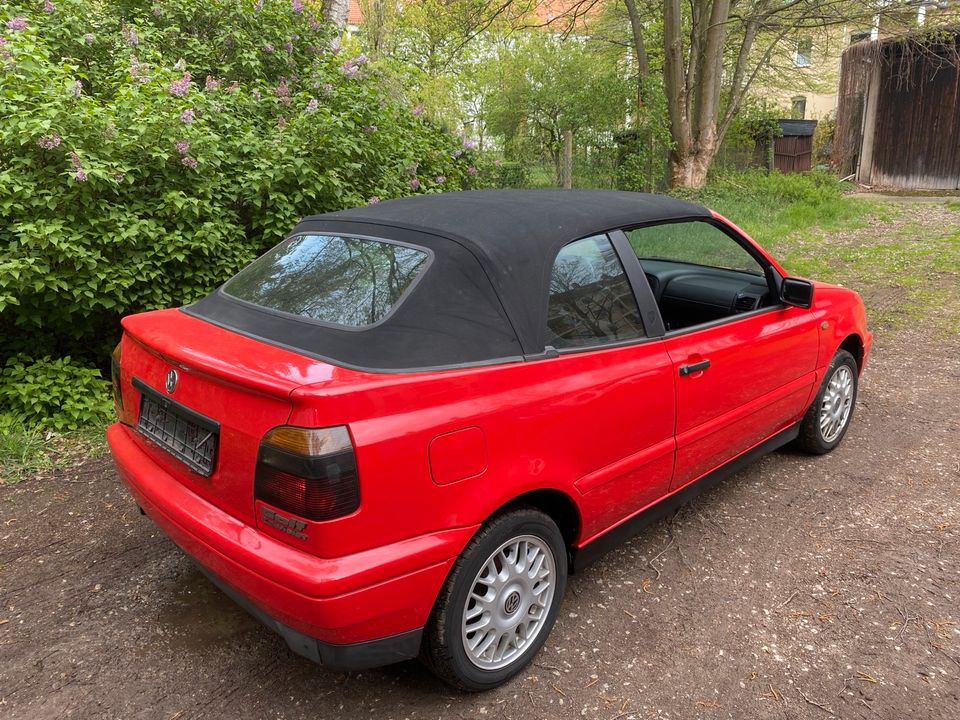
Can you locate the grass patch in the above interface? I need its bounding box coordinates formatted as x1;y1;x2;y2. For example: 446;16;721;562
672;170;875;250
0;424;107;486
778;206;960;335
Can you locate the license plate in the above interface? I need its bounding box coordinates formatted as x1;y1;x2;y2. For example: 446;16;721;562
134;378;219;476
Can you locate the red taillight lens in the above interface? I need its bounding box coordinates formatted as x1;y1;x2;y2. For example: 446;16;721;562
254;426;360;521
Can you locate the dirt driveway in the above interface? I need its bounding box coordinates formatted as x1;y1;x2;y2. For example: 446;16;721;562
2;202;959;720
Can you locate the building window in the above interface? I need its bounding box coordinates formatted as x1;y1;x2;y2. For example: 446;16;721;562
850;31;871;45
794;37;812;67
791;96;807;119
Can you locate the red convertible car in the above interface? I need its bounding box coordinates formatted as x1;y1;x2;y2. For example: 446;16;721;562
107;190;870;690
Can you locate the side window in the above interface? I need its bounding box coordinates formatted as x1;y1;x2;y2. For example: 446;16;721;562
624;221;763;275
546;234;645;349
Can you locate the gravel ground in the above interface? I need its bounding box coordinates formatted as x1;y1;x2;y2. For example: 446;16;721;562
2;203;959;720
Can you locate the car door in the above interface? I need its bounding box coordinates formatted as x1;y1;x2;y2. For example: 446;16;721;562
618;220;820;491
541;233;677;542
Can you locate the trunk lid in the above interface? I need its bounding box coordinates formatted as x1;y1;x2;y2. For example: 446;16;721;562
117;308;341;525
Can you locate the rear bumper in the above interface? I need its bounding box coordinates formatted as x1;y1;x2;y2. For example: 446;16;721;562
107;423;476;669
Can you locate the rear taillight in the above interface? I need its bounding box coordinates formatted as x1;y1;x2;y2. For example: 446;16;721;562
254;426;360;521
111;342;123;413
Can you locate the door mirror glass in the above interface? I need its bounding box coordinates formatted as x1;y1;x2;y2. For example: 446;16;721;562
781;277;814;308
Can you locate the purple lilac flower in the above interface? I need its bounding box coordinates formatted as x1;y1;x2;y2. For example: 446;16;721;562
175;139;190;155
305;43;318;54
0;37;7;47
284;40;293;54
6;17;28;31
69;151;87;182
72;79;82;97
262;43;274;54
321;82;333;95
84;33;95;44
104;124;115;138
292;0;304;14
37;134;62;150
462;137;477;150
274;78;291;105
224;34;234;47
277;116;287;129
123;27;139;46
339;54;368;79
452;149;462;159
367;196;380;204
309;17;322;31
304;97;318;113
405;162;419;175
168;72;191;97
411;104;424;117
467;166;477;176
181;156;198;169
435;175;446;184
152;5;162;17
409;178;420;191
180;108;195;124
44;1;56;14
227;81;240;93
204;75;220;91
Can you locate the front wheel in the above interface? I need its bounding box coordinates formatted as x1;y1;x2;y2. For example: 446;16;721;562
421;508;567;691
795;348;859;454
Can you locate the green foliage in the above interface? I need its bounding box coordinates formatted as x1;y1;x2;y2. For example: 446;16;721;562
0;0;481;373
481;33;631;180
723;99;784;169
494;161;530;188
812;113;835;163
0;355;113;431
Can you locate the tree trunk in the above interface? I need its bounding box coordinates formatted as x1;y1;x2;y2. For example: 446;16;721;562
323;0;350;28
668;146;713;189
562;131;573;189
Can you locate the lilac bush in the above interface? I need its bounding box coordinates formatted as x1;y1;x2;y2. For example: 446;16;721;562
0;0;481;376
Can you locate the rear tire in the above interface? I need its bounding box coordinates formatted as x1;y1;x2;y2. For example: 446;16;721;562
420;508;567;691
795;349;858;454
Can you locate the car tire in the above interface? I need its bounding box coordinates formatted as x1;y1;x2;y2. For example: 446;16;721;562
795;349;859;455
420;507;567;691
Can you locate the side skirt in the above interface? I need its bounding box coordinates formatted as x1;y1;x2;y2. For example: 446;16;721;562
570;422;800;573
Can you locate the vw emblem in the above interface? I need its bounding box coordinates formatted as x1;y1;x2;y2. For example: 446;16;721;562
504;591;521;615
165;369;178;394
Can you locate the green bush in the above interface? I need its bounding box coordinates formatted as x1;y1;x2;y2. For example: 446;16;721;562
0;0;482;373
0;355;113;431
495;161;530;188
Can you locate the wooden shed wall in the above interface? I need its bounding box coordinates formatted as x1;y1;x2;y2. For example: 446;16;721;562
834;34;960;190
869;44;960;189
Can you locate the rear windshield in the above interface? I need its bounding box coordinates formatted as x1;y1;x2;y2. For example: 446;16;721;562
223;234;430;327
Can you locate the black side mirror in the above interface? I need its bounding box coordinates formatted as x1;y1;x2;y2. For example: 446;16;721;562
781;277;814;308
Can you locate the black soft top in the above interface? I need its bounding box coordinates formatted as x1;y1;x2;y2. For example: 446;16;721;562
186;190;710;372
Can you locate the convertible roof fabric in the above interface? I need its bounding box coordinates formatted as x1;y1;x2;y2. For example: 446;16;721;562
186;190;710;372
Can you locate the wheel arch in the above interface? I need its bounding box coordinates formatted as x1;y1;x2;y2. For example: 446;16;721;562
838;333;864;372
487;488;582;551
